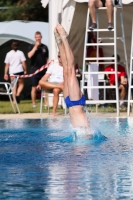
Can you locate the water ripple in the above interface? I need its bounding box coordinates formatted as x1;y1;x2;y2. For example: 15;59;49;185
0;118;133;199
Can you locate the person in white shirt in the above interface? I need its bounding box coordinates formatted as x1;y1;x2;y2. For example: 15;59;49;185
39;53;63;115
4;40;27;103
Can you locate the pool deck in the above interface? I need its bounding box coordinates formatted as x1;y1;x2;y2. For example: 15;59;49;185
0;112;132;119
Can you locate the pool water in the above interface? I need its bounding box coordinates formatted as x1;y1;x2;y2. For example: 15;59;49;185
0;118;133;199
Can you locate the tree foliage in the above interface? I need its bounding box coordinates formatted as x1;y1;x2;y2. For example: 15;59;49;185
0;0;48;22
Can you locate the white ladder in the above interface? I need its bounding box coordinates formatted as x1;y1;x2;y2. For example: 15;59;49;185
81;4;128;116
127;20;133;116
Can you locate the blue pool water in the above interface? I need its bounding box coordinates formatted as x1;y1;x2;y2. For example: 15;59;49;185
0;117;133;199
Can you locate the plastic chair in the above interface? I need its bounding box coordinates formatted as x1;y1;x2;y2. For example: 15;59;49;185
40;89;67;115
0;76;20;114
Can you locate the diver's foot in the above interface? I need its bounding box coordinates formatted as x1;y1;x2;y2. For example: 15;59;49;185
56;24;68;40
54;28;62;45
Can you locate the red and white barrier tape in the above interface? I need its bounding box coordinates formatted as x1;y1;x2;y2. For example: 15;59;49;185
11;60;54;78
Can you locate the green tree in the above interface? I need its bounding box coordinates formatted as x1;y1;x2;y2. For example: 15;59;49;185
0;0;48;22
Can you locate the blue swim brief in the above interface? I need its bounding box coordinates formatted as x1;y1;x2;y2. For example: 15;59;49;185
65;95;86;108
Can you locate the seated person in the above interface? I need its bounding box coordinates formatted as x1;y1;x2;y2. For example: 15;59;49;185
88;0;113;30
39;53;63;115
104;54;127;110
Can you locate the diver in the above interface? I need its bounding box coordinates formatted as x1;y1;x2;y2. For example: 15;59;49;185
54;24;107;142
54;24;89;131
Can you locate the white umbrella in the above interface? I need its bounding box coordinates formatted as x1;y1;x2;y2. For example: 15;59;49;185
0;20;49;47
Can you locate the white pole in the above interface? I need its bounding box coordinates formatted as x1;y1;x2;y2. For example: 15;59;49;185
49;0;58;60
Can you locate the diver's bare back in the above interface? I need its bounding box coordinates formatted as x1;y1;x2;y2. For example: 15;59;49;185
69;106;89;128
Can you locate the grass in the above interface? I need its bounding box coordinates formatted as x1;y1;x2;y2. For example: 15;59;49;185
0;100;48;114
0;99;119;114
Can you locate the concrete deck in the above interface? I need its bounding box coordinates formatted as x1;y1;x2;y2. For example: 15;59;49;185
0;112;132;119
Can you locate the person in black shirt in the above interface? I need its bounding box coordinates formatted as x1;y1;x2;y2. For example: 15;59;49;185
28;31;49;108
88;0;113;30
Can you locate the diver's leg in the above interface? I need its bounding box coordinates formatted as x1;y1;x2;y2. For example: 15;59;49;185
56;24;81;101
54;28;69;98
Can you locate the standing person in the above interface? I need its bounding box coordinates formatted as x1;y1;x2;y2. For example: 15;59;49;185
4;40;27;103
39;53;64;116
54;24;89;130
88;0;113;30
28;31;49;108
